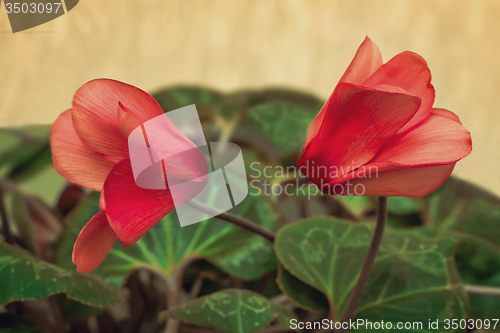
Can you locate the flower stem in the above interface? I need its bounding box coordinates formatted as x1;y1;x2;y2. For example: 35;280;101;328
187;200;276;243
465;284;500;298
164;277;182;333
0;188;13;244
336;196;388;331
159;258;198;333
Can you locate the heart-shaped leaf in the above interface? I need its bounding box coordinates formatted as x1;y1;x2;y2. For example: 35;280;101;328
274;217;468;331
0;240;123;307
159;288;295;333
276;265;329;312
245;102;320;152
423;178;500;331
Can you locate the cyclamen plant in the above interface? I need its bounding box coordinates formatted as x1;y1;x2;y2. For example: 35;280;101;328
2;37;497;333
296;37;471;330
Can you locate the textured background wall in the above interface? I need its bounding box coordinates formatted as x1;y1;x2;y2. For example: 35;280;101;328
0;0;499;194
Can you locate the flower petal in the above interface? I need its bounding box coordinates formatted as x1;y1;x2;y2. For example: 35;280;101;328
71;79;164;163
50;110;115;191
299;83;421;184
339;36;384;85
431;108;462;123
368;108;472;169
117;102;142;138
72;211;117;273
104;157;207;246
363;51;435;131
325;164;455;197
103;158;175;247
99;189;106;211
305;37;383;147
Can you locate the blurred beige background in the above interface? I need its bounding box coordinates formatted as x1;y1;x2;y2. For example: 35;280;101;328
0;0;499;195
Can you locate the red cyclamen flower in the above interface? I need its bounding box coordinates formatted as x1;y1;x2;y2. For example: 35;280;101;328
51;79;206;273
298;37;472;197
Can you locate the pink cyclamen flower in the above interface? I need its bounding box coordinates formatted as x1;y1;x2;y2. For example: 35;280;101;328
298;37;472;197
51;79;207;273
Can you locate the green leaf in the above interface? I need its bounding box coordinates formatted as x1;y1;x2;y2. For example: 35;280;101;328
336;196;373;217
0;241;123;307
388;197;422;215
207;232;279;280
56;189;287;287
221;88;322;125
152;86;223;114
0;130;24;157
243;148;283;183
276;265;329;312
0;125;53;182
0;125;67;204
423;177;500;330
57;294;102;319
159;288;295;333
454;234;500;331
425;178;500;243
274;218;468;331
245;102;319;152
0;314;46;332
8;146;53;182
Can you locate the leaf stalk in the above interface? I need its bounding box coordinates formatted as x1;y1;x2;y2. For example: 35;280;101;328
187;200;276;243
465;284;500;298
